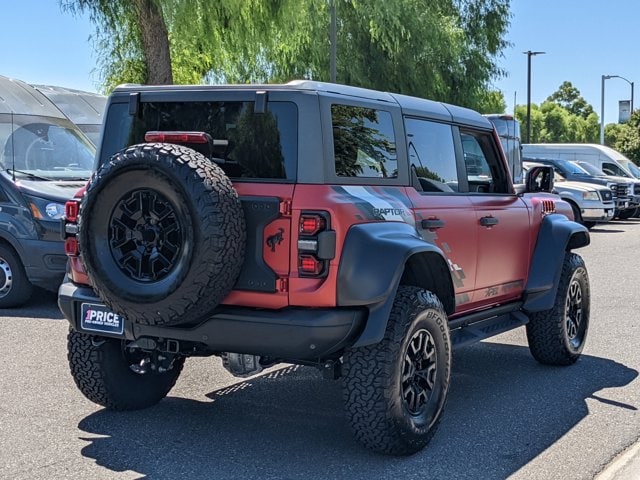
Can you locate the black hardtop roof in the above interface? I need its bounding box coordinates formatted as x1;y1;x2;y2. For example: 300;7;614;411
32;84;106;125
111;80;492;130
0;75;66;118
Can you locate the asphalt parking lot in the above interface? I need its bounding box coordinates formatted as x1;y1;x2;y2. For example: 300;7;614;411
1;219;639;480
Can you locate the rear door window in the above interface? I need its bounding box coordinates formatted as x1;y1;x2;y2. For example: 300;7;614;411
332;105;397;178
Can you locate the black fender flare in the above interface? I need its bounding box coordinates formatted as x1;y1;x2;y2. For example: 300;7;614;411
523;214;589;312
337;222;454;347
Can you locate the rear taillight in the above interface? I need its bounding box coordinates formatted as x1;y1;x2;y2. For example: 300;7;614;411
297;211;335;277
64;237;79;256
63;200;81;256
65;201;79;222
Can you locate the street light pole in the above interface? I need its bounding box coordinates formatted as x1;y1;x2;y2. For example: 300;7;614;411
524;50;545;143
601;74;635;144
601;75;607;145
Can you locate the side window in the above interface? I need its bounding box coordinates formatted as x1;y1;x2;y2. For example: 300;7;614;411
460;131;509;194
332;105;397;178
602;162;626;177
405;118;458;192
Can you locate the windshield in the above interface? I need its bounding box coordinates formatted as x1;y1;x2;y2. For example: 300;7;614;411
627;161;640;177
573;161;605;176
0;114;95;181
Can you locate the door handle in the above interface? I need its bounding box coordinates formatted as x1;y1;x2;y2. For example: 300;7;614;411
480;216;499;227
421;218;445;230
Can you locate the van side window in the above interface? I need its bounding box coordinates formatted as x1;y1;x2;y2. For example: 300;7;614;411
404;118;457;192
332;105;397;178
460;131;509;194
602;162;627;177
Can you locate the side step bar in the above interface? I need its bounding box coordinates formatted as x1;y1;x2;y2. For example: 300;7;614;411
449;303;529;348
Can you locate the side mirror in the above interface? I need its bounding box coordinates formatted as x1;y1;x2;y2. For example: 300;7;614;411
524;165;554;193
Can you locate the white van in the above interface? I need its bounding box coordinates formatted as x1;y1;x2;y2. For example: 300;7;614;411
522;143;638;178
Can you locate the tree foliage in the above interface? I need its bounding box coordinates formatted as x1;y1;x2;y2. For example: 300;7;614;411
62;0;512;110
516;82;599;143
545;81;594;119
606;110;640;162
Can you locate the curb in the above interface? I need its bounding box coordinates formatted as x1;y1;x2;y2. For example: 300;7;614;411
596;439;640;480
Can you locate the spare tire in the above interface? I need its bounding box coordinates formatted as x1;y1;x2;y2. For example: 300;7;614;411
78;143;246;326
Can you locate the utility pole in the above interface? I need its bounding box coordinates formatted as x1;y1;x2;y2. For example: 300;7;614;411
523;50;545;143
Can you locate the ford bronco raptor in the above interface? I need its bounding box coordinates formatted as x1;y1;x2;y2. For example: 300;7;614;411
59;81;590;455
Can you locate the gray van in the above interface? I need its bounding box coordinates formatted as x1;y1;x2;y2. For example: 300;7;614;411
0;75;95;307
31;85;106;146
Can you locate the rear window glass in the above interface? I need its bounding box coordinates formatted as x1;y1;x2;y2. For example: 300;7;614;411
332;105;397;178
100;101;297;181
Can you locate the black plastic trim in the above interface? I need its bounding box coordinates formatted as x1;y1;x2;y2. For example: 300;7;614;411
58;281;366;361
234;196;280;292
523;214;589;312
337;222;454;347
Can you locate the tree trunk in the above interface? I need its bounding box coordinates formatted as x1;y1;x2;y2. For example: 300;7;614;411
133;0;173;84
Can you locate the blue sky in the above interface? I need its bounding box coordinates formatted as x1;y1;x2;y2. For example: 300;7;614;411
1;1;638;126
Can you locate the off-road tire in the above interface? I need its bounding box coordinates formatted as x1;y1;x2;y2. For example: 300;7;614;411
67;328;184;410
0;244;32;308
342;286;451;455
78;143;246;326
526;253;590;365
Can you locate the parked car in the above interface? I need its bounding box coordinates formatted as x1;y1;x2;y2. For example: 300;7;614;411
0;75;95;307
59;80;590;455
523;143;637;179
31;85;106;146
522;156;635;218
523;161;614;228
572;160;640;218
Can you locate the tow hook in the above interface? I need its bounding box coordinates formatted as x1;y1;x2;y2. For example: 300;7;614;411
130;357;152;375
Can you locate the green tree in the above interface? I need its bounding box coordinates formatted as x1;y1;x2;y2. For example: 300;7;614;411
63;0;512;109
61;0;172;86
612;110;640;162
545;81;594;119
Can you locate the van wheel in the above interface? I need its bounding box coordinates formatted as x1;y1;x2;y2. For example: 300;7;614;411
526;253;589;365
0;244;32;308
78;143;246;326
342;286;451;455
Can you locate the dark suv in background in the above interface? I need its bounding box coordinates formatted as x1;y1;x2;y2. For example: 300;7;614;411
0;75;95;307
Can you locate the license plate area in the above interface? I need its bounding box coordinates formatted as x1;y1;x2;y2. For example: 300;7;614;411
80;303;125;336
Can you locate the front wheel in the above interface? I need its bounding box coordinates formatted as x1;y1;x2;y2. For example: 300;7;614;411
342;286;451;455
67;329;184;410
0;244;32;308
526;253;590;365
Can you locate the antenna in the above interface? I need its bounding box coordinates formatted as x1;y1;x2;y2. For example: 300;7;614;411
10;112;15;182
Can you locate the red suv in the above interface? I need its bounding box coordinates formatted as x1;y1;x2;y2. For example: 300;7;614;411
59;81;590;455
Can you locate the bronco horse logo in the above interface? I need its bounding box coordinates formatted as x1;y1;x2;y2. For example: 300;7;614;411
266;228;285;252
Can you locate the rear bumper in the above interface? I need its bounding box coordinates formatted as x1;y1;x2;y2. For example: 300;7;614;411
58;281;366;361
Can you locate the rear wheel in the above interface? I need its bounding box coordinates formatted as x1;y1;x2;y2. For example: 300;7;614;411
342;286;451;455
526;253;590;365
0;244;32;308
67;329;184;410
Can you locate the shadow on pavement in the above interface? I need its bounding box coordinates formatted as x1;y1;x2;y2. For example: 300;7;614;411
0;287;62;319
77;343;638;480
